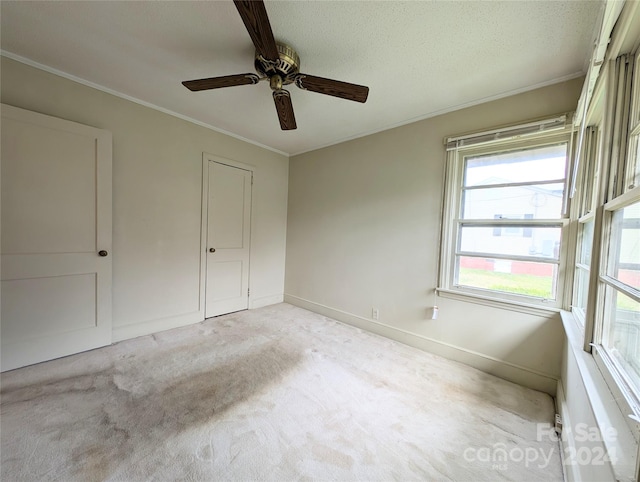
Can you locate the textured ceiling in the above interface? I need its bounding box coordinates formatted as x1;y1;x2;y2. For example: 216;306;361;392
1;1;602;156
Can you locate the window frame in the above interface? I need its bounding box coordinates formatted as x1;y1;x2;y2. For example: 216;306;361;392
439;124;574;313
556;5;640;476
623;50;640;192
592;188;640;428
573;212;595;325
575;48;640;436
570;85;604;328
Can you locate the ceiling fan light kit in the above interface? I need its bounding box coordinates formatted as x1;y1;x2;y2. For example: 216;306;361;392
182;0;369;131
255;42;300;85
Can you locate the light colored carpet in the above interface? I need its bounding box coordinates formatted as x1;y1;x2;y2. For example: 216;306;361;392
1;303;562;481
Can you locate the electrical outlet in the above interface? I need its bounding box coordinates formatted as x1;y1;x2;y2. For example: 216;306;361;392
554;413;563;434
372;308;379;320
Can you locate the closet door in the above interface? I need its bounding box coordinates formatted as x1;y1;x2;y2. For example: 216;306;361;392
205;161;252;318
1;104;112;371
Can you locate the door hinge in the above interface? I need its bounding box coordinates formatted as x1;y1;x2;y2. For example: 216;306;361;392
247;288;250;297
251;174;254;185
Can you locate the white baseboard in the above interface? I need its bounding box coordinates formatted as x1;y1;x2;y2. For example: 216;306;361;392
112;295;284;342
112;310;204;342
284;294;558;395
556;381;576;482
250;293;284;309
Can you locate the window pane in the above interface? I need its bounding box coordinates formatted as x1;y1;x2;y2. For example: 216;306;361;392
464;143;568;187
625;135;640;191
457;256;556;299
459;226;561;259
462;183;564;219
607;200;640;290
574;267;589;322
579;127;600;217
634;137;640;189
602;287;640;395
579;219;594;266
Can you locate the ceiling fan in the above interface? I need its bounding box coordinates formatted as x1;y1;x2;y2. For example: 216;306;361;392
182;0;369;131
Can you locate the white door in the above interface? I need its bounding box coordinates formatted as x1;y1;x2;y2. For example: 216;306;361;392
205;161;252;318
1;104;112;371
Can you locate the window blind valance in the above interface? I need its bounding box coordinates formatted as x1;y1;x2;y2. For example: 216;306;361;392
444;115;569;151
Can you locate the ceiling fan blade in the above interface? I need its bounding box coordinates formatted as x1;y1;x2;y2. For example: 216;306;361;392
233;0;279;62
295;74;369;103
273;90;297;130
182;73;260;91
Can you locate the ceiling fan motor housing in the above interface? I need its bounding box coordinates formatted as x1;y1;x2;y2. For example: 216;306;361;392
255;42;300;86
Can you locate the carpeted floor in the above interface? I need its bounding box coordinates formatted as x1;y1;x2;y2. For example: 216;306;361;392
1;303;563;481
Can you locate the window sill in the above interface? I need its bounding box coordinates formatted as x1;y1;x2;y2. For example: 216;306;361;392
437;287;560;317
560;310;639;482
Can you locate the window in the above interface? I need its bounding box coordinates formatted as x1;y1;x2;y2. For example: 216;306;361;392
576;49;640;423
563;9;640;476
574;217;594;323
439;118;572;309
571;111;602;327
624;50;640;191
598;198;640;400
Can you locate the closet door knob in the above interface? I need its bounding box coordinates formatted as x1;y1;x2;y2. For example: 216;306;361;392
98;250;108;257
209;248;216;253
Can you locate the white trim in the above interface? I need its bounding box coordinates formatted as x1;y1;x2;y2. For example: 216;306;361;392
249;294;284;309
436;288;560;317
0;50;289;157
447;115;566;142
593;345;640;433
464;178;565;190
556;380;578;482
603;184;640;211
111;294;281;344
600;275;640;303
439;129;573;311
458;218;567;227
284;294;559;394
199;157;209;323
573;0;626;128
112;311;203;342
200;153;254;319
607;0;640;64
289;72;585;157
445;115;568;150
578;211;597;224
560;310;639;482
454;251;560;265
1;50;584;159
204;154;256;172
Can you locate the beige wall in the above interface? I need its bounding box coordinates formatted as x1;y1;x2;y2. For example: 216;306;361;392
286;77;584;394
1;57;289;340
1;54;583;393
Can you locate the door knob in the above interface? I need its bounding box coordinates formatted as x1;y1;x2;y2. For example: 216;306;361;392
209;248;216;253
98;250;108;257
